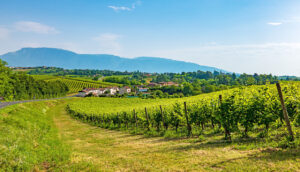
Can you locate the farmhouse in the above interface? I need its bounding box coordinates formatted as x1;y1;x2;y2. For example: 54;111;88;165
119;86;131;94
81;86;125;96
138;87;149;92
82;88;102;96
159;82;179;86
106;86;119;95
98;88;107;94
147;82;179;87
148;82;159;87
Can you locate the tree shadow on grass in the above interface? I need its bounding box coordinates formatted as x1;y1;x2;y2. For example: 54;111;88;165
148;137;191;144
157;136;269;152
210;148;300;169
202;131;224;137
248;148;300;161
87;125;300;162
231;136;264;144
173;140;232;150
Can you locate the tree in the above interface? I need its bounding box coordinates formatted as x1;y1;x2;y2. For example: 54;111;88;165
153;90;164;98
0;59;68;101
183;83;194;96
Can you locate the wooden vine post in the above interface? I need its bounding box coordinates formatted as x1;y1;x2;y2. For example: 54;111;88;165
133;109;137;128
117;113;121;128
160;105;165;130
184;102;192;137
145;107;150;131
124;113;128;129
219;95;222;105
276;83;294;141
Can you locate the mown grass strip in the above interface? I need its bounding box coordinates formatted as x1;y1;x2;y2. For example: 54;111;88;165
0;101;70;171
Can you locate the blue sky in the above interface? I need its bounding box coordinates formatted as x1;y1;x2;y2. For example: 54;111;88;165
1;0;300;75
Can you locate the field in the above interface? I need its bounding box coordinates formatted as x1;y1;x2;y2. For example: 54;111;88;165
1;81;300;171
67;82;300;142
31;75;121;93
0;98;299;171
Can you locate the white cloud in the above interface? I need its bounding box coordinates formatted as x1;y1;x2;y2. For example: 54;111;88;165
108;1;141;12
0;27;10;39
267;22;282;26
14;21;59;34
267;17;300;26
108;6;131;12
93;33;122;54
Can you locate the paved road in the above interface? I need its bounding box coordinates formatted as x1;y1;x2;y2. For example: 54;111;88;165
0;95;78;109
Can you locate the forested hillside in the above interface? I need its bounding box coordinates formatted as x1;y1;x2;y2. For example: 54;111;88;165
0;60;69;101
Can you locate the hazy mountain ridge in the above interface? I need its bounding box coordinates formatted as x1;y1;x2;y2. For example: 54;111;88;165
0;47;227;73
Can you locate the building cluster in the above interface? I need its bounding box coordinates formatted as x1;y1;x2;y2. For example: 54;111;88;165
78;82;179;97
80;86;131;97
147;81;179;87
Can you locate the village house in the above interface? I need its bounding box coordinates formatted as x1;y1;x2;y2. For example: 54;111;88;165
119;86;131;94
107;86;119;95
159;82;179;86
81;87;116;96
148;82;159;87
98;88;107;94
82;88;102;96
82;88;94;94
79;86;139;97
138;87;149;92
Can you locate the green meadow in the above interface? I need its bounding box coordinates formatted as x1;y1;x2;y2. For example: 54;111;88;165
1;98;299;171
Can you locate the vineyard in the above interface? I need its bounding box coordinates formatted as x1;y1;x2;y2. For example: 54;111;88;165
67;82;300;146
31;75;121;93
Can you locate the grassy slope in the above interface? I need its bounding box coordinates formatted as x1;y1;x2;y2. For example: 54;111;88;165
0;100;70;171
1;98;300;171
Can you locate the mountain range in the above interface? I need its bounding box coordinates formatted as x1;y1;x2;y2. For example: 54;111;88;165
0;48;227;73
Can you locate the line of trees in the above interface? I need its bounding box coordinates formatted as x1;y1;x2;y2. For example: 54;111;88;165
0;60;69;101
27;67;293;86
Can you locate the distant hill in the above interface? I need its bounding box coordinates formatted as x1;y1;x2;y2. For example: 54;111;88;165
0;47;227;73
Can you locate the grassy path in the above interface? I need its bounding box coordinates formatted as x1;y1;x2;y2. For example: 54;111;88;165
51;100;300;171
